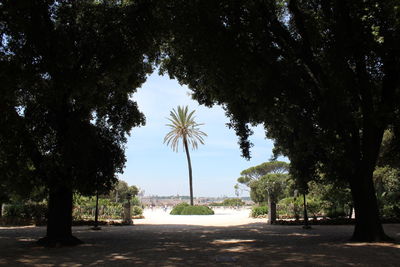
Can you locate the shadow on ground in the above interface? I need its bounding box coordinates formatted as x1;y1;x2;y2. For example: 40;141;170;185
0;223;399;266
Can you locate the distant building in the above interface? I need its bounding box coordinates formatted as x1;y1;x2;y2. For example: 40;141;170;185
140;196;253;207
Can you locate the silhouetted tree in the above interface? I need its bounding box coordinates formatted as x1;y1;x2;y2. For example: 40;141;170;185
0;0;159;246
160;0;400;241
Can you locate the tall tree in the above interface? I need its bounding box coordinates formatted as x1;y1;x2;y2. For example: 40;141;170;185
237;161;289;223
0;0;159;246
108;180;139;203
160;0;400;241
164;106;207;205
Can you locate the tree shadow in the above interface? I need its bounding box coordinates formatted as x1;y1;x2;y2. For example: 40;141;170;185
0;223;399;266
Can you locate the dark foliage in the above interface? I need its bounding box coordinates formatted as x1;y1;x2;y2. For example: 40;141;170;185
160;0;400;241
0;0;160;245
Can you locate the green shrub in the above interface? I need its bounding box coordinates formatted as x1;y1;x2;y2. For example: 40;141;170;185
73;195;125;220
209;202;223;206
382;204;400;218
131;196;141;206
251;206;268;217
71;194;145;220
170;203;214;215
326;208;347;218
132;206;143;216
3;204;25;218
181;206;214;215
306;198;324;218
222;198;245;206
3;202;47;224
170;203;190;215
277;197;302;219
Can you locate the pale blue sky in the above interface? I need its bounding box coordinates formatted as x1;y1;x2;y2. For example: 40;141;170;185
120;72;284;197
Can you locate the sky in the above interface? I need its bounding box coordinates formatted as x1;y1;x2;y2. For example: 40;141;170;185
120;71;285;197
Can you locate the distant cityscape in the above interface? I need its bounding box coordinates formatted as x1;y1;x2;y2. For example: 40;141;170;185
139;195;253;207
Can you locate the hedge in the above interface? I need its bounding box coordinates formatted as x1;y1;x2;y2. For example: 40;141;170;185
170;203;214;215
170;203;190;215
2;202;47;225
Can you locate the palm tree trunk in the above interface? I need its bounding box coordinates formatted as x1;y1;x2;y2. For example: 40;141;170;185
183;138;194;205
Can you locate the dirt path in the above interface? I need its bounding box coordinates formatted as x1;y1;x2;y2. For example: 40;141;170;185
136;207;266;226
0;209;399;266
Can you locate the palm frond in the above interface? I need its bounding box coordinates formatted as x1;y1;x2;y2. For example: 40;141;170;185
163;105;207;152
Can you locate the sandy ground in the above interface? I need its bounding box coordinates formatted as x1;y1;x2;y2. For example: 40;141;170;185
136;207;266;226
0;207;399;266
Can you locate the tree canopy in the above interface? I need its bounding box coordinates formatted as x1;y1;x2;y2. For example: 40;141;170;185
164;106;207;152
107;180;139;203
237;161;289;223
249;173;288;204
160;0;400;241
238;161;289;184
1;0;399;243
0;0;159;245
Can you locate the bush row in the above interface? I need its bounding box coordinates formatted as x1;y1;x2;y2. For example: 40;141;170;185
73;204;143;220
209;198;246;207
1;202;47;225
1;199;143;225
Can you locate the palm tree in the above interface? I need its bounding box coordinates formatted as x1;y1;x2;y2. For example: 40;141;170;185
164;106;207;205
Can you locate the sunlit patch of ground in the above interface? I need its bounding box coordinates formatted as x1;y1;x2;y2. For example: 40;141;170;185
344;242;400;248
135;207;266;226
211;239;256;244
0;225;36;230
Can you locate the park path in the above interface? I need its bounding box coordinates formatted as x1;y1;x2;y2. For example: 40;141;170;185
135;207;266;226
0;208;399;266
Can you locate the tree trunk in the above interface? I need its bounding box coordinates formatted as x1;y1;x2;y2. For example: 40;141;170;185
94;191;99;226
37;185;82;246
349;169;391;241
183;138;194;205
267;195;276;224
92;191;101;230
303;193;311;229
348;120;392;241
